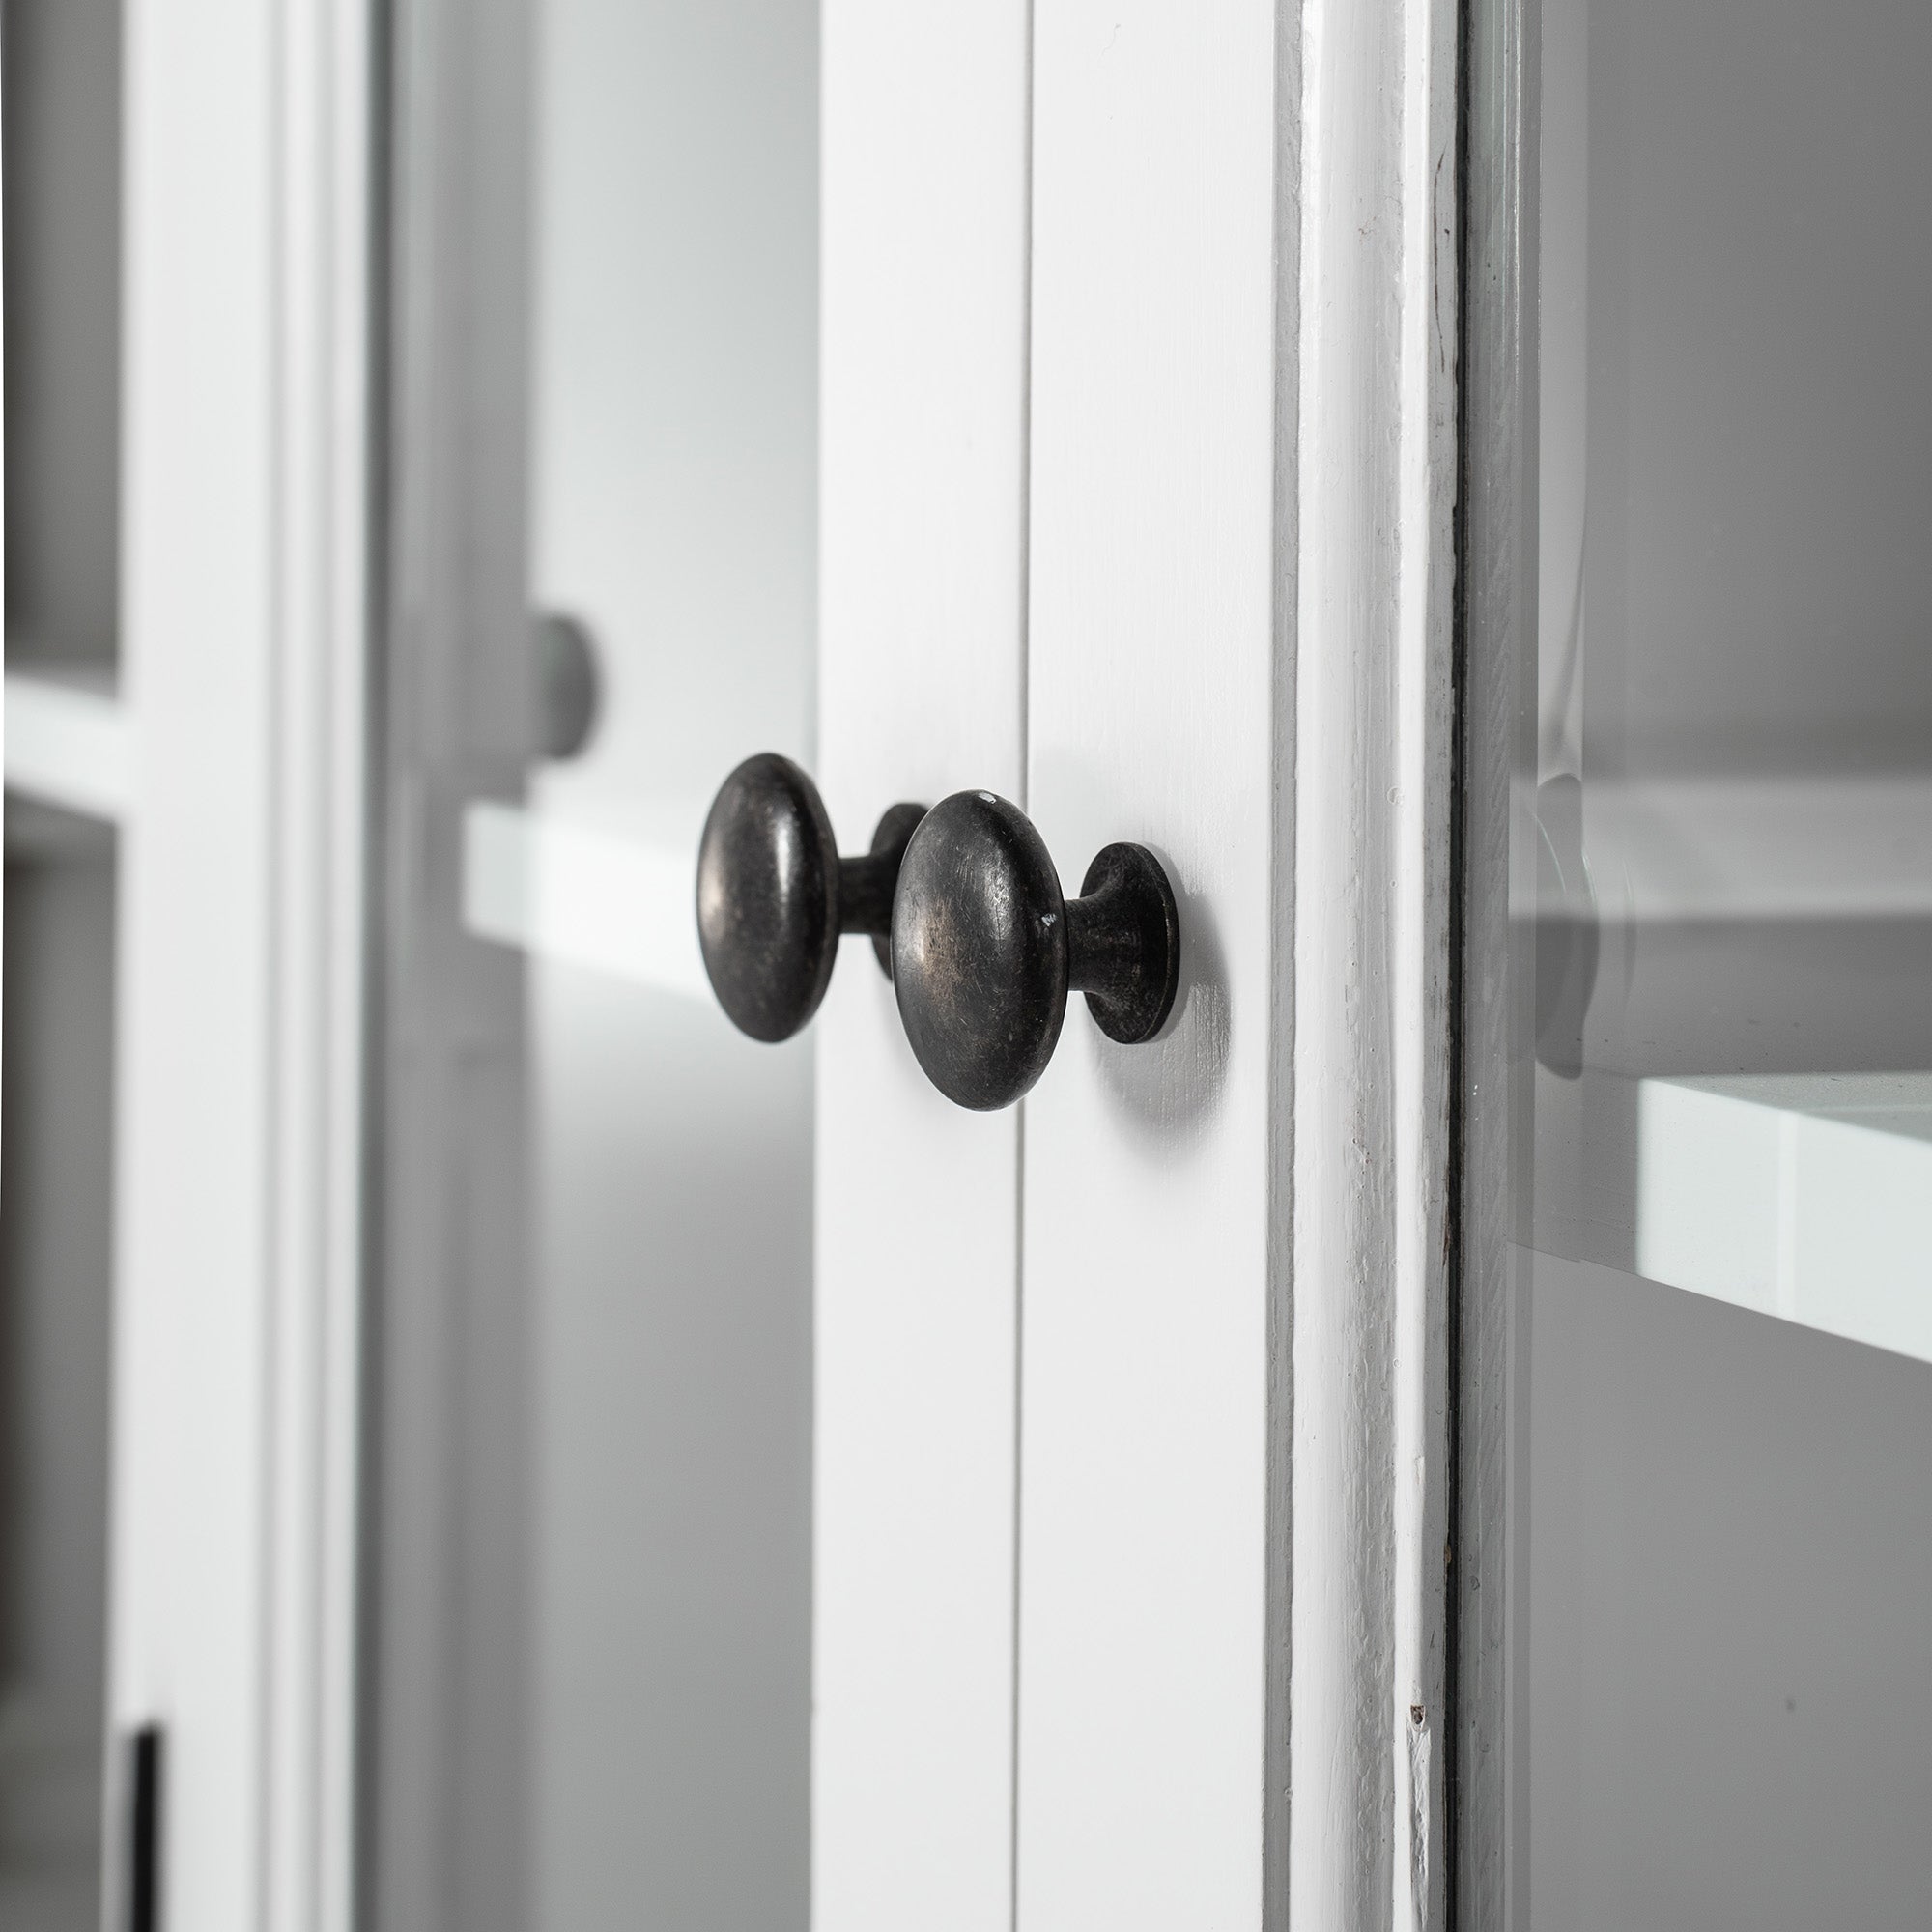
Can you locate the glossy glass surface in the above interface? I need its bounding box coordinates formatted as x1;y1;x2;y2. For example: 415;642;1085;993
1493;0;1932;1919
0;815;116;1932
362;2;817;1925
1;0;124;1915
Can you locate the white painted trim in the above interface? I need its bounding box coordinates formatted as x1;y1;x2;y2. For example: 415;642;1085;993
262;2;370;1927
3;666;136;822
112;1;368;1926
1291;0;1459;1926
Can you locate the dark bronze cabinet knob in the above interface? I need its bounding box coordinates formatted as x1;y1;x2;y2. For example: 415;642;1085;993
696;753;925;1041
890;790;1179;1110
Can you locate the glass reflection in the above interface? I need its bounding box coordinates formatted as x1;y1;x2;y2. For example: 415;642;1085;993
1508;0;1932;1923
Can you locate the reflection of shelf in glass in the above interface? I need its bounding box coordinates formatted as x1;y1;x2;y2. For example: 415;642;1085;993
1586;776;1932;923
1637;1074;1932;1362
462;799;709;1002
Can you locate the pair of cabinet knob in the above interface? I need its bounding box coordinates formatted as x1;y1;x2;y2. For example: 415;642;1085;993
696;753;1179;1111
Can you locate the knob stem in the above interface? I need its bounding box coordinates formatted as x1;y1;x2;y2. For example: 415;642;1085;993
1066;842;1180;1045
838;851;897;936
844;800;926;976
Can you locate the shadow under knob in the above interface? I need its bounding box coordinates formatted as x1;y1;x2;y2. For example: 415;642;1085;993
890;790;1179;1111
696;753;924;1042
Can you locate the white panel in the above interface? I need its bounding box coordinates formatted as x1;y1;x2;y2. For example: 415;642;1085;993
1021;6;1286;1924
815;4;1030;1926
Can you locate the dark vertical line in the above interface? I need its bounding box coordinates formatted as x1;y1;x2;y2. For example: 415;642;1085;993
1009;1097;1026;1932
1011;6;1036;1930
128;1724;164;1932
1443;45;1471;1932
1017;0;1035;817
1261;1;1300;1924
355;1;399;1927
1444;0;1476;1925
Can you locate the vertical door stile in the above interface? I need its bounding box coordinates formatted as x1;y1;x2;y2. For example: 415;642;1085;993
263;3;372;1928
1293;0;1460;1923
116;2;374;1927
1021;0;1459;1925
116;0;281;1924
815;8;1031;1927
1020;5;1293;1925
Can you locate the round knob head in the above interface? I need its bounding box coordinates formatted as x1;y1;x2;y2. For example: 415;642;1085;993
696;753;839;1041
891;790;1068;1111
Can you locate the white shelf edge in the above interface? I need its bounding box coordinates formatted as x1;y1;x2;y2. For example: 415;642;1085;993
461;798;712;1004
5;666;138;822
1637;1071;1932;1364
1585;774;1932;923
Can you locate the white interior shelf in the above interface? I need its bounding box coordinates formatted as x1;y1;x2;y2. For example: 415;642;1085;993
461;798;710;1003
1638;1072;1932;1363
4;665;136;822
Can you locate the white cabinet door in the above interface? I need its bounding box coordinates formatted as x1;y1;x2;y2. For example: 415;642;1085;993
814;4;1458;1928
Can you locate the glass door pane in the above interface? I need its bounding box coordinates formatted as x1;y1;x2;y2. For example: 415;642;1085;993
1;0;125;1918
1467;0;1932;1920
362;2;817;1925
0;811;116;1932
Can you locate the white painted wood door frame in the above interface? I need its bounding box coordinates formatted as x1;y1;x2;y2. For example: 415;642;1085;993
816;1;1459;1926
110;2;370;1927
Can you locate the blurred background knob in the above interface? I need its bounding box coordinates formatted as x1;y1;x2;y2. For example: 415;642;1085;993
532;610;601;760
891;790;1179;1110
696;753;924;1041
